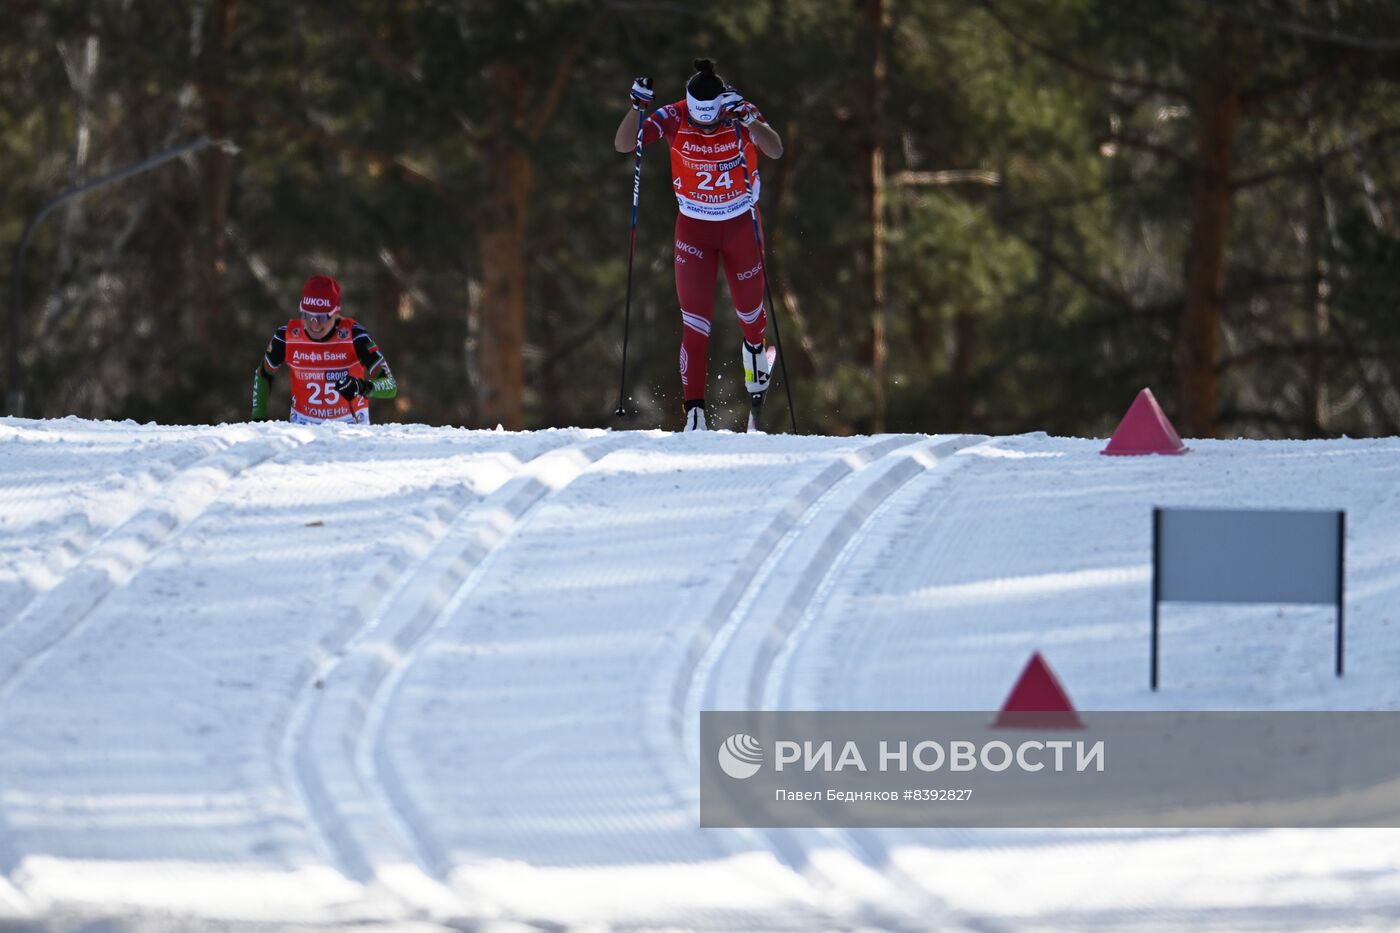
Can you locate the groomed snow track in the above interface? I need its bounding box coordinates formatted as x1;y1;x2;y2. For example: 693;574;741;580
2;418;1400;931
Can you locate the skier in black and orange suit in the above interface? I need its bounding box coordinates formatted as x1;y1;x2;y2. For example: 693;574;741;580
251;274;397;424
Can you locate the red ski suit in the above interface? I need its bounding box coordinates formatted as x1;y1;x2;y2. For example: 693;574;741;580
642;100;768;401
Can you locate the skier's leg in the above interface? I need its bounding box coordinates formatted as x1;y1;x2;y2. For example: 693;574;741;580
720;214;773;417
674;214;720;416
721;213;768;350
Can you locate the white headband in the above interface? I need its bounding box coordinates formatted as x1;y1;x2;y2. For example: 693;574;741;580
686;91;723;125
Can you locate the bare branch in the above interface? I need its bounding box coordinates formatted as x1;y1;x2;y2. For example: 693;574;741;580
1100;134;1190;167
994;220;1142;313
993;176;1146;221
896;169;1001;186
1197;0;1400;52
977;0;1189;99
340;10;485;149
1241;52;1357;109
1232;122;1400;190
197;85;459;202
526;13;606;143
1217;342;1386;372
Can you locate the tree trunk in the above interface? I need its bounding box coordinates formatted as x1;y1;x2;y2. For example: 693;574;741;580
38;33;100;341
864;0;889;433
198;0;235;340
374;257;406;422
476;64;531;430
1306;174;1330;436
951;308;977;429
1179;16;1253;438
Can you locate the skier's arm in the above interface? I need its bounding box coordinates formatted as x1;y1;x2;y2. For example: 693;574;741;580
251;365;272;421
748;120;783;159
348;325;397;400
727;97;783;158
252;326;287;421
365;365;397;399
614;110;642;153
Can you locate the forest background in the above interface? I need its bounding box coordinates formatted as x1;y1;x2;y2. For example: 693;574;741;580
5;0;1400;437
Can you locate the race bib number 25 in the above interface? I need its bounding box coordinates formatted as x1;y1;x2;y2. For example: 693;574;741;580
306;382;341;406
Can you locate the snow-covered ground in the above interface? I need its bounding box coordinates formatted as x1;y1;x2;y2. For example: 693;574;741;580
1;415;1398;931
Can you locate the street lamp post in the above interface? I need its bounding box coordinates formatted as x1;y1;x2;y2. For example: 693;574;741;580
7;135;236;417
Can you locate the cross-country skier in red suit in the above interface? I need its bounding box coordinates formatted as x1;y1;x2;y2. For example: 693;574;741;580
614;59;784;431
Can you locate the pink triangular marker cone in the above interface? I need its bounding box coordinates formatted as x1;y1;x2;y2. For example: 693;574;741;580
993;652;1082;729
1101;388;1188;456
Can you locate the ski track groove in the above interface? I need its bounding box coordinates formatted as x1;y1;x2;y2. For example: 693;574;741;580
0;428;318;899
641;434;921;866
289;434;626;924
808;441;1013;933
755;434;990;711
278;449;537;921
817;449;1017;933
665;434;922;741
696;433;995;932
0;432;238;622
637;433;941;928
801;437;1153;933
764;435;993;933
0;432;314;699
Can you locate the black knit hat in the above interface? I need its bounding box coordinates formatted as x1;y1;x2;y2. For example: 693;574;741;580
686;58;726;100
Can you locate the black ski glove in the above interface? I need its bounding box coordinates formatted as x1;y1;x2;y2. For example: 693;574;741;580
334;374;373;400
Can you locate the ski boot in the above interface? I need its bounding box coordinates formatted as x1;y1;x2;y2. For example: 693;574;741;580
683;400;708;432
742;340;776;433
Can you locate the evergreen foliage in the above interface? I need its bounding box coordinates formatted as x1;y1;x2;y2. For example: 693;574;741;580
3;0;1399;437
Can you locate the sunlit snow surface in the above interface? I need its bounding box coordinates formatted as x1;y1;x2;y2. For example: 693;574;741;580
1;416;1398;931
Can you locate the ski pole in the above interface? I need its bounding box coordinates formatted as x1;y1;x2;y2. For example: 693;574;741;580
730;116;798;435
613;104;647;419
